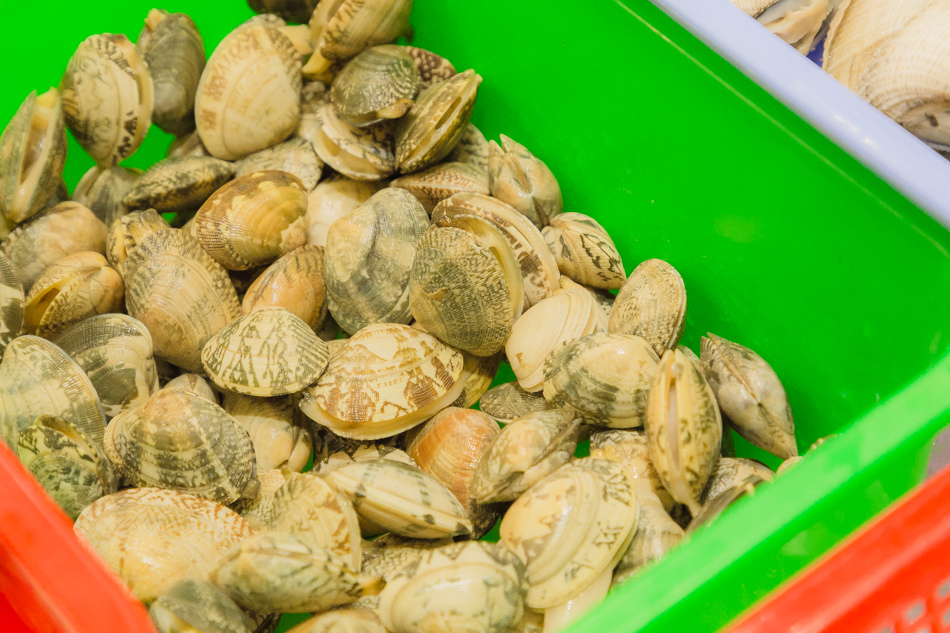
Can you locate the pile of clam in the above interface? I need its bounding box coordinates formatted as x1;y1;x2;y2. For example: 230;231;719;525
0;1;814;633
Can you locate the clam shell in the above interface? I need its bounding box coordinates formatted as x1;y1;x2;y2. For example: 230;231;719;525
330;45;419;127
701;332;797;459
299;323;464;440
478;381;557;424
235;468;287;530
611;485;683;586
378;542;527;633
542;333;659;428
73;166;142;226
236;137;324;191
53;314;159;419
391;162;490;215
542;213;625;290
222;393;313;472
125;229;241;372
74;488;254;603
488;135;562;229
150;579;253;633
300;100;396;180
247;0;319;24
167;130;210;158
138;10;206;136
499;457;638;609
0;251;24;357
608;258;686;358
745;0;837;53
446;123;489;169
286;609;384;633
242;245;327;330
305;177;384;247
589;428;676;512
326;459;473;538
195;170;308;271
703;456;774;504
104;388;257;504
60;34;154;165
123;156;235;216
196;24;302;160
0;335;106;449
23;252;124;339
312;442;416;476
1;202;107;292
471;408;580;504
395;70;482;173
105;208;171;277
405;47;457;92
452;349;502;409
161;373;217;401
355;534;453;614
644;348;722;514
0;89;67;224
325;188;429;334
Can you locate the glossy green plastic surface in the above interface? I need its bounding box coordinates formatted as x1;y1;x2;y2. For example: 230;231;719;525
2;0;950;631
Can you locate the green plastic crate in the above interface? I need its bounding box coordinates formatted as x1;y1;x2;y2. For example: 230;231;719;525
2;0;950;631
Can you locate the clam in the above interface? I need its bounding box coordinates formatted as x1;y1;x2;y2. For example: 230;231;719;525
167;130;210;158
302;0;414;83
201;307;330;397
124;229;241;372
73;166;142;226
299;323;464;440
355;534;453;615
701;332;798;459
0;89;67;224
161;373;217;401
688;473;765;532
478;381;557;424
588;428;676;512
74;488;254;603
235;468;286;530
395;69;482;173
210;531;382;614
392;162;490;214
0;335;106;450
196;23;302;160
247;0;319;24
60;33;153;165
505;281;602;392
150;579;253;633
777;455;803;474
611;484;684;586
195;170;308;271
22;252;124;339
236;138;324;191
286;609;385;633
644;348;722;514
608;258;686;358
123;156;235;216
471;408;581;504
305;177;384;247
542;213;625;290
500;458;638;611
222;393;313;472
405;47;457;92
266;470;362;570
488;135;562;229
16;414;117;519
299;99;396;180
325;188;429;334
229;264;270;300
447;123;490;169
53;314;159;419
405;407;502;538
452;349;502;409
378;542;527;633
330;45;420;127
312;441;416;476
508;611;545;633
542;333;659;428
409;226;523;357
242;245;328;330
731;0;839;54
105;208;171;276
703;456;774;504
1;202;108;292
138;10;206;135
104;388;258;504
326;459;474;539
0;251;24;357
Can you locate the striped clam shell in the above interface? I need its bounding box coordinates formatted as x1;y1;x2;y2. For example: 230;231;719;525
0;251;24;358
608;258;686;358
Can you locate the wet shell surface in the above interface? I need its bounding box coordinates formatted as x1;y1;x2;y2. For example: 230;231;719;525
305;177;384;247
0;252;24;357
123;156;235;215
478;381;557;423
326;459;473;539
542;213;626;290
330;45;420;127
222;393;312;472
589;428;676;512
242;245;328;330
149;578;253;633
53;314;159;420
235;467;287;530
60;33;154;165
447;123;489;169
608;258;686;358
391;162;490;214
488;135;562;229
105;208;170;277
201;307;330;397
74;488;254;603
195;23;302;160
0;88;67;224
103;388;258;504
703;456;775;504
285;609;385;633
236;137;324;191
405;46;457;92
195;170;308;271
500;458;638;609
124;229;241;372
325;188;429;334
73;165;141;226
300;100;396;181
299;323;464;440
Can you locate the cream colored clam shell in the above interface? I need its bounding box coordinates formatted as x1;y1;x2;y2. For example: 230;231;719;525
236;137;324;191
542;213;625;290
305;178;384;247
608;258;686;358
447;123;490;169
487;134;562;229
330;45;419;127
405;47;457;92
479;381;557;424
149;578;252;633
161;373;217;402
589;428;676;512
392;162;490;215
704;457;775;504
611;485;683;586
299;99;396;181
105;208;170;277
0;251;24;358
221;393;312;472
73;166;141;227
242;244;328;331
235;467;287;530
123;156;235;215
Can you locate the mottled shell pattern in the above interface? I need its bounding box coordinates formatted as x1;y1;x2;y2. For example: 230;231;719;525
451;348;502;409
701;332;797;459
644;348;723;515
73;165;141;226
488;134;562;229
611;484;683;586
242;245;328;330
330;45;420;127
74;488;255;603
703;456;775;505
0;88;67;224
53;313;159;420
325;188;429;334
589;428;676;512
103;388;258;505
105;208;170;276
286;609;385;633
542;213;626;290
300;99;396;181
149;578;253;633
236;137;324;191
0;251;24;357
123;156;235;216
161;373;218;402
222;393;312;472
305;177;383;247
405;46;458;92
733;0;840;54
60;33;154;165
608;258;686;358
311;441;416;476
235;467;287;530
391;162;490;214
447;123;490;169
478;381;557;423
299;323;464;440
378;541;528;633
